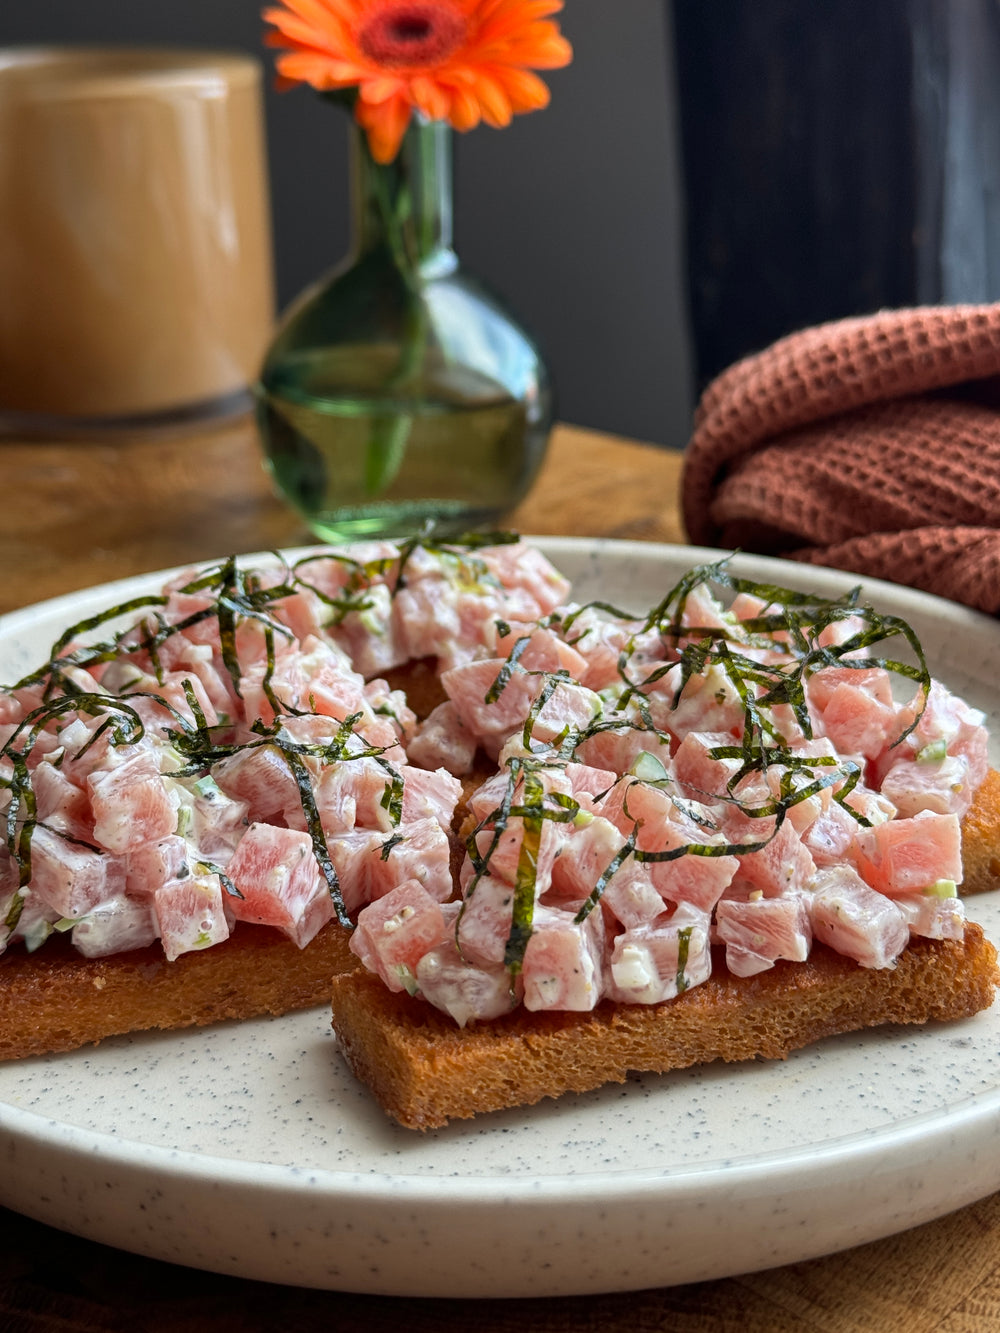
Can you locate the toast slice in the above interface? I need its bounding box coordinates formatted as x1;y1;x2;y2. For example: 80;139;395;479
958;767;1000;897
328;766;1000;1129
0;917;356;1062
329;923;999;1130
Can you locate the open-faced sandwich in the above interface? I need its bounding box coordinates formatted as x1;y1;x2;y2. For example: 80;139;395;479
329;543;1000;1127
2;536;998;1131
0;536;571;1057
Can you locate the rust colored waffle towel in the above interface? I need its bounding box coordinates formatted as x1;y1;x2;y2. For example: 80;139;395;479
681;304;1000;614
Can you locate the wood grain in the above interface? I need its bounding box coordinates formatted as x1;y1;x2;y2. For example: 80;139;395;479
1;418;685;614
1;415;998;1331
2;414;309;613
509;423;686;547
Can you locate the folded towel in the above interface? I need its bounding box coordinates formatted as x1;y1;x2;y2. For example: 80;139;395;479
680;304;1000;613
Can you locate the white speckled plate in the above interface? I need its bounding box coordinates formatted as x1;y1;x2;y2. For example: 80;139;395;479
2;538;1000;1298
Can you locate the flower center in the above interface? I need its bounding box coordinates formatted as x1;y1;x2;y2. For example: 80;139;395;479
358;2;467;69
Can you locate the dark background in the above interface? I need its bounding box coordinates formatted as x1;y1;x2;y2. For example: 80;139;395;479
0;1;692;447
673;0;1000;389
5;2;1000;447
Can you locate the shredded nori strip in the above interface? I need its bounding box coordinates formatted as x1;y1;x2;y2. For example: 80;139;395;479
193;859;244;900
485;635;532;704
675;925;693;994
458;756;580;972
380;832;405;861
12;594;169;694
571;824;638;925
279;744;351;926
503;767;545;972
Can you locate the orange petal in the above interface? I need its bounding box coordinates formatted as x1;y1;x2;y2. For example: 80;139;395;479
475;0;566;44
466;0;511;29
502;28;573;69
357;74;407;104
458;0;500;18
445;82;482;130
468;69;512;127
263;0;359;46
492;65;549;113
276;51;363;86
474;0;564;22
409;75;452;121
263;9;355;58
269;0;362;28
355;92;412;162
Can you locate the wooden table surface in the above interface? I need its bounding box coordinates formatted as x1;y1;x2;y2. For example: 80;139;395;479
3;416;1000;1331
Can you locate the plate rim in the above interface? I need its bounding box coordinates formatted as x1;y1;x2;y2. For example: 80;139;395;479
6;534;999;636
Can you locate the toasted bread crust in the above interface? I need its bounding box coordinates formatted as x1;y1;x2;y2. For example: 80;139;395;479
0;919;356;1061
330;924;1000;1129
961;767;1000;895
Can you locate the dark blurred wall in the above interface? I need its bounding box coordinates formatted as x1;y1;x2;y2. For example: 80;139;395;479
673;0;1000;391
1;1;693;447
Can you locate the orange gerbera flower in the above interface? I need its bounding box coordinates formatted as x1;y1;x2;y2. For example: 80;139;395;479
263;0;573;163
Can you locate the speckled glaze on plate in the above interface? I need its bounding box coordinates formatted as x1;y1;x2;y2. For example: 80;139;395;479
2;538;1000;1298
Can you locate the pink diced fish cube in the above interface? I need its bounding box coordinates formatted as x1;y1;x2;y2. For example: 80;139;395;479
854;812;962;897
154;873;230;961
808;865;909;968
608;905;712;1002
715;893;812;977
88;751;177;854
521;903;605;1012
350;880;450;992
27;825;126;919
225;822;333;948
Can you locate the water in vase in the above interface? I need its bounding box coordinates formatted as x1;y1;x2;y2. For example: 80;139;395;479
258;346;544;543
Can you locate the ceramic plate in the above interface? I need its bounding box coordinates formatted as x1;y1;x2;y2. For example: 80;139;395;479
2;538;1000;1298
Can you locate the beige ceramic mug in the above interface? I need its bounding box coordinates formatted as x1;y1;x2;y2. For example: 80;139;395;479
0;47;274;426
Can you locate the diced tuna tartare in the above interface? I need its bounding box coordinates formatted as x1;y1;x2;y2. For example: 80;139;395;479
0;538;989;1029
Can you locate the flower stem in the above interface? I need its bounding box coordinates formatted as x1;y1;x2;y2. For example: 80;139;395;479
356;125;439;497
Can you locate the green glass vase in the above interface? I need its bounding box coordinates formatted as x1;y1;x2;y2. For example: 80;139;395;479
255;118;553;542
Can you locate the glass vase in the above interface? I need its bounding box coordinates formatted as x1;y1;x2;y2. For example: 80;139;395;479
255;118;553;543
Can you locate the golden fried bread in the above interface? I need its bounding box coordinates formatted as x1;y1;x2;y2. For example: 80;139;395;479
330;924;999;1130
0;918;356;1061
327;765;1000;1128
961;767;1000;896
